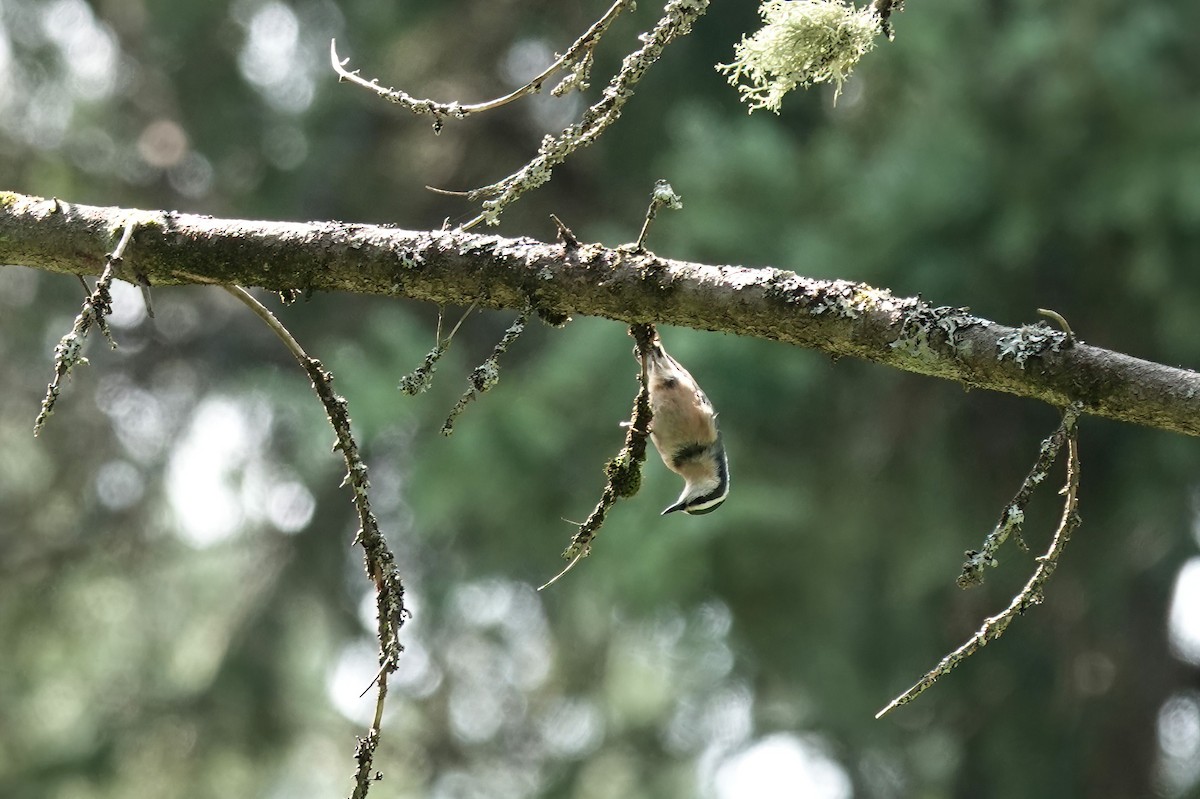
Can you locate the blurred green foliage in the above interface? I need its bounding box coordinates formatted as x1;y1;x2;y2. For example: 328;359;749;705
3;0;1200;797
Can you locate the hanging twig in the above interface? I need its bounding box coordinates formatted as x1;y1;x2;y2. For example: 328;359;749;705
957;405;1082;587
398;302;477;396
872;0;905;39
222;286;406;799
876;403;1083;719
34;218;134;436
538;323;656;590
442;304;532;435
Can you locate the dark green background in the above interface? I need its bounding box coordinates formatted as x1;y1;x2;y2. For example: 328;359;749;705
3;0;1200;796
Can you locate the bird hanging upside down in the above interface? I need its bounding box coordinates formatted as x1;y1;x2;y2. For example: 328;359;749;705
639;332;729;515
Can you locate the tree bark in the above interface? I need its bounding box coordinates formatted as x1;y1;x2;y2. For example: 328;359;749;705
4;190;1199;437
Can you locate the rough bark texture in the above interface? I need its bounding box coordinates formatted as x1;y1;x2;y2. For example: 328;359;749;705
4;191;1200;437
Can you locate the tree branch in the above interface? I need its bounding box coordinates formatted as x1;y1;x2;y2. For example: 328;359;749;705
5;191;1200;437
329;0;630;122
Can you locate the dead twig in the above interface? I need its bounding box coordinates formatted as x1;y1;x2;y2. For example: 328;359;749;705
34;218;135;436
330;0;630;129
222;286;406;799
958;405;1081;587
877;403;1082;719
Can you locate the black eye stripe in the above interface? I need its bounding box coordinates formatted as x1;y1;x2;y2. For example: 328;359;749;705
688;485;727;508
686;498;725;515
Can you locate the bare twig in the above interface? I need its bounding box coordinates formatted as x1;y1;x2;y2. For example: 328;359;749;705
34;218;134;435
136;273;156;319
538;323;656;590
329;0;630;128
549;213;580;248
958;405;1082;588
222;286;406;799
1037;307;1076;347
876;404;1083;719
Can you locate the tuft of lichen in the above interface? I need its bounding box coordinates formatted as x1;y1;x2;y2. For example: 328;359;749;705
716;0;881;112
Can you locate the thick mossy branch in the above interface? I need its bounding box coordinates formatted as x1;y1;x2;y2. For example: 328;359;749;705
6;192;1200;438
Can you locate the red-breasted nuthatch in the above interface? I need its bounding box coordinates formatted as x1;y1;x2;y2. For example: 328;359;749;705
641;335;729;515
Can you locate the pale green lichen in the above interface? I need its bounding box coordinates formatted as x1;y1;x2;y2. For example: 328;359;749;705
469;359;501;393
811;280;901;319
552;49;594;97
716;0;881;112
651;180;683;210
398;343;446;395
890;305;983;360
996;323;1069;369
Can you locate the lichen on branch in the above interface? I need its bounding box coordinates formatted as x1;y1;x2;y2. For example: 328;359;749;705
717;0;882;111
6;194;1200;440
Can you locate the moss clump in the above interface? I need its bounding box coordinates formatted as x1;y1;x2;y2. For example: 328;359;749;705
605;449;642;498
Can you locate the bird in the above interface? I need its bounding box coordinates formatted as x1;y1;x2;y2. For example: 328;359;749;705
640;332;729;515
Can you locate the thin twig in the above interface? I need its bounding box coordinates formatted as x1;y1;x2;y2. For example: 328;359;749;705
1037;307;1075;347
458;0;710;229
34;218;135;435
958;405;1082;587
330;0;629;125
538;323;656;590
222;286;406;799
872;0;905;40
549;213;580;248
136;273;156;319
877;405;1082;719
442;304;531;435
632;180;683;253
398;301;477;396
